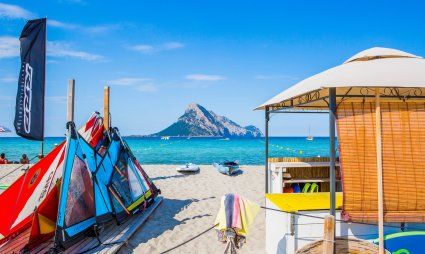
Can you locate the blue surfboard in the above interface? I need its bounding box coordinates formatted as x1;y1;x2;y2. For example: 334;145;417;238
374;231;425;254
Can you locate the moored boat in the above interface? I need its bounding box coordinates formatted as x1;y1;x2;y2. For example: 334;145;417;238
213;161;240;175
176;163;200;173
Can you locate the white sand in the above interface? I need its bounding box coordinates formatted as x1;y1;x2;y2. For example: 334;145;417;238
0;164;266;253
120;165;266;254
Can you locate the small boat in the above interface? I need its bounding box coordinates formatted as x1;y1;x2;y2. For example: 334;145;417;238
213;161;240;175
161;136;170;140
176;163;200;173
306;126;314;141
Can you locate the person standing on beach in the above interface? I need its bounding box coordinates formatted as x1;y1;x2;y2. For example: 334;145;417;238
0;153;8;164
20;154;30;164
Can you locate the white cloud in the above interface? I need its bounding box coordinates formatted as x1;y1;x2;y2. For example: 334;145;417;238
186;74;225;81
0;94;13;101
84;24;120;34
0;3;34;19
0;36;20;58
48;41;105;61
49;20;120;35
0;36;104;61
0;76;16;83
130;41;184;54
108;78;153;86
108;77;157;92
135;84;157;92
46;96;66;104
163;42;185;50
48;19;77;29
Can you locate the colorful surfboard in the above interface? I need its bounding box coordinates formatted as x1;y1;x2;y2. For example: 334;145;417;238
374;231;425;254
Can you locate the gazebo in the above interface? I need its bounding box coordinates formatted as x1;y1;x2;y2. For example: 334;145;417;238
258;47;425;253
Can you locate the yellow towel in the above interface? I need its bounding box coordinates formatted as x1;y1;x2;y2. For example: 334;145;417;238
214;195;260;237
214;196;228;231
237;198;260;236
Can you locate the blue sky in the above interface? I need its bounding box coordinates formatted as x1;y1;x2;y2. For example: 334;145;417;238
1;1;425;137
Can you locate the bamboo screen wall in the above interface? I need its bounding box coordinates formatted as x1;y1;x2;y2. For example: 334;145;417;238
337;101;425;222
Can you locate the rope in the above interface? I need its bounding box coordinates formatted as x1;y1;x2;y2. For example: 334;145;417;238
260;205;424;230
158;223;218;254
0;155;38;181
156;203;423;253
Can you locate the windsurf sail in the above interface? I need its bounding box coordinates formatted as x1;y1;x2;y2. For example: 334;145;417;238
105;128;159;222
0;143;65;249
54;122;98;249
0;113;104;252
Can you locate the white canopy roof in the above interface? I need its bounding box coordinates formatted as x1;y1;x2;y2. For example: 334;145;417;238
257;47;425;110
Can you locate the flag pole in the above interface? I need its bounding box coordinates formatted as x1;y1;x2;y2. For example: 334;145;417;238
40;17;47;159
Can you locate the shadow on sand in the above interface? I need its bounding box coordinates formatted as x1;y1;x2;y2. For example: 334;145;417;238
230;169;244;177
150;174;191;181
123;196;217;252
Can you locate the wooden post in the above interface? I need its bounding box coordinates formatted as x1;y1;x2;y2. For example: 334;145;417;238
322;215;335;254
67;79;75;122
376;88;385;254
104;86;110;130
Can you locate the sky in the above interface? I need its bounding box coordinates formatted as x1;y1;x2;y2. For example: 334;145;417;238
1;1;425;137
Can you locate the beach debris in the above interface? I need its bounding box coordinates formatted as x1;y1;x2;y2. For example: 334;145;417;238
214;193;260;253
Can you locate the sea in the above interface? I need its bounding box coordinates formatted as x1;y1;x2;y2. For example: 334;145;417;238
0;137;331;165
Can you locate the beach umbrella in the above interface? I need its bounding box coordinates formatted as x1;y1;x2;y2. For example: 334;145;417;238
257;47;425;110
0;126;11;133
257;47;425;254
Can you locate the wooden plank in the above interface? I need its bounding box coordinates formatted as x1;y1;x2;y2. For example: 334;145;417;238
33;197;163;254
67;79;75;122
71;196;163;254
375;90;385;254
103;86;110;130
322;215;335;254
285;178;342;183
270;161;340;168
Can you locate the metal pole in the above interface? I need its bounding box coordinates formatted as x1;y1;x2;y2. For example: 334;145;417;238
329;88;336;217
265;107;270;194
40;141;44;158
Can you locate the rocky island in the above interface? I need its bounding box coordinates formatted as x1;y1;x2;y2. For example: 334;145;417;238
142;103;262;138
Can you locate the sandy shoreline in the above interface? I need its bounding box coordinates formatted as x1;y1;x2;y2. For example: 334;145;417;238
0;164;266;253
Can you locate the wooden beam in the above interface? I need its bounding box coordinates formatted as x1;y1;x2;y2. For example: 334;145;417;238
322;215;335;254
104;86;110;130
67;79;75;122
375;88;385;254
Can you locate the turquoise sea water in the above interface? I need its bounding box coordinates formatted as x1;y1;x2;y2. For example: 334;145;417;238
0;137;331;165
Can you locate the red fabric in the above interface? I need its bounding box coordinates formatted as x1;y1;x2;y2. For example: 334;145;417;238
0;143;65;245
0;113;105;252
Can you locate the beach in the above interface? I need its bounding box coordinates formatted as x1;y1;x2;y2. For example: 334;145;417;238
0;164;266;253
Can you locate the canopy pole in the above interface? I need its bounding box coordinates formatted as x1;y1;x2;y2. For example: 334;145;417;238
329;87;336;217
67;79;75;122
328;87;336;254
265;106;270;193
104;86;110;130
375;88;385;254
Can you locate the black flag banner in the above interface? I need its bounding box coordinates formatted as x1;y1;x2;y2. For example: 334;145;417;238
14;18;46;141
